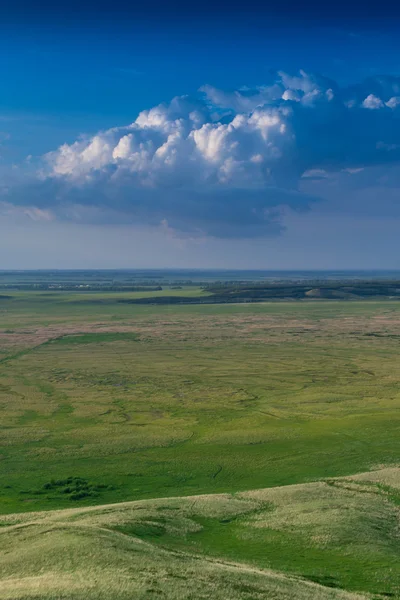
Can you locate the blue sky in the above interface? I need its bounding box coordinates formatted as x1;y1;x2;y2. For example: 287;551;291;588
2;1;400;268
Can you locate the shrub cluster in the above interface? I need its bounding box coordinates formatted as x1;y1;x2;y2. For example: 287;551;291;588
22;477;115;501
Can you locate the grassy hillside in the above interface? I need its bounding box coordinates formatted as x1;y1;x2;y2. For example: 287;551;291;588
1;466;400;599
2;295;400;596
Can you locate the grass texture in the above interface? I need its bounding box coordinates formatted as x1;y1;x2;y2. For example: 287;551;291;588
1;294;400;596
3;466;400;599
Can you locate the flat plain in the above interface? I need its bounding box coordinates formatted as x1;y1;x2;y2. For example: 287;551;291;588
1;291;400;598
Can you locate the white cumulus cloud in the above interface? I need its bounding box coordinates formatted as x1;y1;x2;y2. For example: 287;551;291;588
4;70;400;238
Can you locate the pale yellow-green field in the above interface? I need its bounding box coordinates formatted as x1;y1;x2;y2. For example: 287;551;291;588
1;466;400;599
2;298;400;597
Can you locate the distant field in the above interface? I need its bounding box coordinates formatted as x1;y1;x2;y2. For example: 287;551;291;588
1;295;400;512
3;268;400;301
1;286;208;304
2;293;400;597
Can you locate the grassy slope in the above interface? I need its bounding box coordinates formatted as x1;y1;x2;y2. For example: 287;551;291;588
1;296;400;596
2;467;400;599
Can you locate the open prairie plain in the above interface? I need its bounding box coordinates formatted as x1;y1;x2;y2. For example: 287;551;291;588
1;293;400;598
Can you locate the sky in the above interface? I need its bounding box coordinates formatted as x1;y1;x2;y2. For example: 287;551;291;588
2;0;400;269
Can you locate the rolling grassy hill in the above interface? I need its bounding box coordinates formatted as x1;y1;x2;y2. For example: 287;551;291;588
1;466;400;599
1;296;400;597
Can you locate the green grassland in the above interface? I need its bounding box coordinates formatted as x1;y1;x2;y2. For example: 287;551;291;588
1;467;400;598
1;293;400;597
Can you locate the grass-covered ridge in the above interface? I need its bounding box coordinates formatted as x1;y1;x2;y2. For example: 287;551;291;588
1;466;400;599
1;294;400;596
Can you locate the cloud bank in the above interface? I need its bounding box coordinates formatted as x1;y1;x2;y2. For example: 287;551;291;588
5;70;400;237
